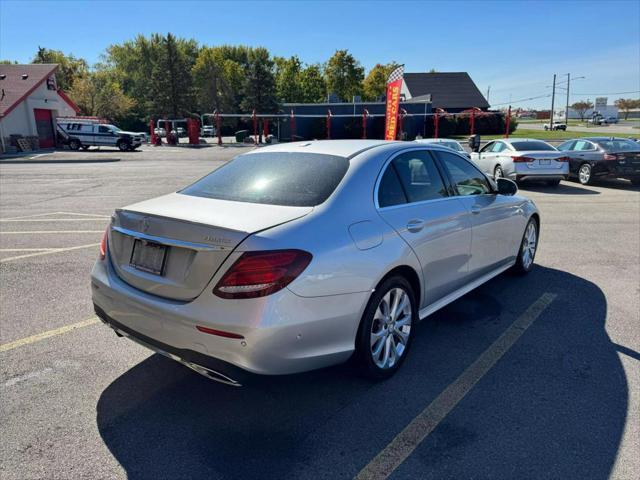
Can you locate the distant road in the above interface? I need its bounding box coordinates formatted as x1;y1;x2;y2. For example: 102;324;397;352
522;121;639;134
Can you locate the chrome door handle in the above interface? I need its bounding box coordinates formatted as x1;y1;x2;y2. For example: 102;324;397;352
471;206;481;215
406;219;425;233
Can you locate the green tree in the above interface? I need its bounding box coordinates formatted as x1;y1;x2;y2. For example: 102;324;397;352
299;64;326;103
193;47;243;113
274;55;303;102
614;98;640;120
362;61;400;101
105;33;198;119
241;47;277;113
69;70;135;121
32;47;88;90
0;60;18;64
571;100;594;121
324;50;364;102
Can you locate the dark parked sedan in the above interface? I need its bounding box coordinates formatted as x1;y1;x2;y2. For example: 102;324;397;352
557;137;640;185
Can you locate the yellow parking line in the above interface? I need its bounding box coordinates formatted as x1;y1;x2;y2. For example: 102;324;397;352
355;292;557;480
0;243;100;263
0;230;104;234
0;317;99;353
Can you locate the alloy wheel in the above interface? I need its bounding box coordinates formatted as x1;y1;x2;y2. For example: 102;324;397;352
521;221;537;270
494;165;503;179
579;164;591;184
370;288;412;369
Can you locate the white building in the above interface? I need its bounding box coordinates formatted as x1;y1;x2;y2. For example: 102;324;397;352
0;64;79;152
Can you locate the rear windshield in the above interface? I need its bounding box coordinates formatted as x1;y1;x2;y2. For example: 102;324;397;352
510;141;557;152
180;152;349;207
593;139;639;152
440;141;465;152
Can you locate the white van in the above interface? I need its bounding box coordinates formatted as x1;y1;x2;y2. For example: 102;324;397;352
57;119;144;151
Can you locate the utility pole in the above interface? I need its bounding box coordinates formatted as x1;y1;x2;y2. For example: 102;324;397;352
564;73;571;125
550;74;556;130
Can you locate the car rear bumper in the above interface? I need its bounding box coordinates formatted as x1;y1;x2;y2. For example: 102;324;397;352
91;255;369;381
511;163;569;182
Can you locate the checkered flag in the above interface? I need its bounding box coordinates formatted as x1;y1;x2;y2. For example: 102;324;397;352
387;65;404;84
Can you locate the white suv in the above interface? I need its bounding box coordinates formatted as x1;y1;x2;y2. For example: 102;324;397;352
58;122;143;151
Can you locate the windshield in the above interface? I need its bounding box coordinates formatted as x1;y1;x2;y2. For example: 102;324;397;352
105;124;121;132
510;141;556;152
181;152;350;207
593;139;639;152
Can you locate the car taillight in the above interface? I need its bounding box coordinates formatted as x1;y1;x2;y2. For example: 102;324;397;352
99;227;108;260
604;153;618;161
557;156;570;162
512;156;535;163
213;250;312;299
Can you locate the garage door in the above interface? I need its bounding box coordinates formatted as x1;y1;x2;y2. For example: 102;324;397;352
34;108;55;148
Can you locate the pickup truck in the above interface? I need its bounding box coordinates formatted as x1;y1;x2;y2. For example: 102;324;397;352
543;123;567;131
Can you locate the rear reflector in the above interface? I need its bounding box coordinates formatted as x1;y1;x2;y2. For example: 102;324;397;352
99;228;108;260
604;153;618;161
512;156;535;163
196;325;244;339
213;249;312;299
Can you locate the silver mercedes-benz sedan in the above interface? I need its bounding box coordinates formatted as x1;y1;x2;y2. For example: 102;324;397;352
92;140;540;386
470;138;570;186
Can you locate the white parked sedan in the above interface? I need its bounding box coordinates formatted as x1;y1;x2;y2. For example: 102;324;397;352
470;138;570;186
414;138;470;158
92;140;540;385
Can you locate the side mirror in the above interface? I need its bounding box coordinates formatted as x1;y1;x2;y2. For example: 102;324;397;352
496;177;518;196
468;134;481;152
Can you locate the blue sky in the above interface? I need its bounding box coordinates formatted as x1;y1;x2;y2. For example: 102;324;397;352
2;0;639;108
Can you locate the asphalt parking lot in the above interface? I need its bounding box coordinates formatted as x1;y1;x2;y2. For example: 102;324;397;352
1;145;639;479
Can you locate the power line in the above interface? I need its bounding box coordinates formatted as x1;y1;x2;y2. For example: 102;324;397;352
491;93;551;107
572;90;640;96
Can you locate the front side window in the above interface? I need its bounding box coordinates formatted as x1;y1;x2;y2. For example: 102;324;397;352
390;151;448;203
480;142;495;153
436;151;491;196
181;152;349;207
98;126;110;134
491;142;507;153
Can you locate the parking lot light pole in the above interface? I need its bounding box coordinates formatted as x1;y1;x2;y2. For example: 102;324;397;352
565;73;570;125
550;74;556;130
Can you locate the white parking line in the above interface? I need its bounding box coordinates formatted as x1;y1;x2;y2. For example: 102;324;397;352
0;243;100;263
0;248;58;252
355;292;557;480
0;231;104;234
0;218;107;222
57;211;109;218
0;211;108;221
0;212;63;221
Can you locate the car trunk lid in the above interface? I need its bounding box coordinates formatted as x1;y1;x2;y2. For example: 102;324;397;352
514;151;567;169
108;193;312;301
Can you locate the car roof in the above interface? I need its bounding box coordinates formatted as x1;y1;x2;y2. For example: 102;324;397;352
244;139;398;158
500;138;551;144
414;138;460;144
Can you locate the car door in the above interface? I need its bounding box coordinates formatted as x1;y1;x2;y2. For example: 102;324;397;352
489;141;510;176
376;149;473;307
471;141;495;173
96;125;116;146
435;150;520;279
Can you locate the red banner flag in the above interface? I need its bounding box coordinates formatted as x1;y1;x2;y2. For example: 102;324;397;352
384;65;404;140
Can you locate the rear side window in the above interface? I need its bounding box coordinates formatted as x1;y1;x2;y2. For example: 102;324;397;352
436;151;491;196
510;141;556;151
573;140;595;151
378;166;407;208
391;151;448;203
593;139;638;151
181;152;349;207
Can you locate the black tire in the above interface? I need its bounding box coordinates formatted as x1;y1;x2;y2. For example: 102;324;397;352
577;163;593;185
512;218;538;275
545;179;561;187
68;139;81;150
354;276;417;380
117;140;131;152
494;165;504;179
631;179;640;186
